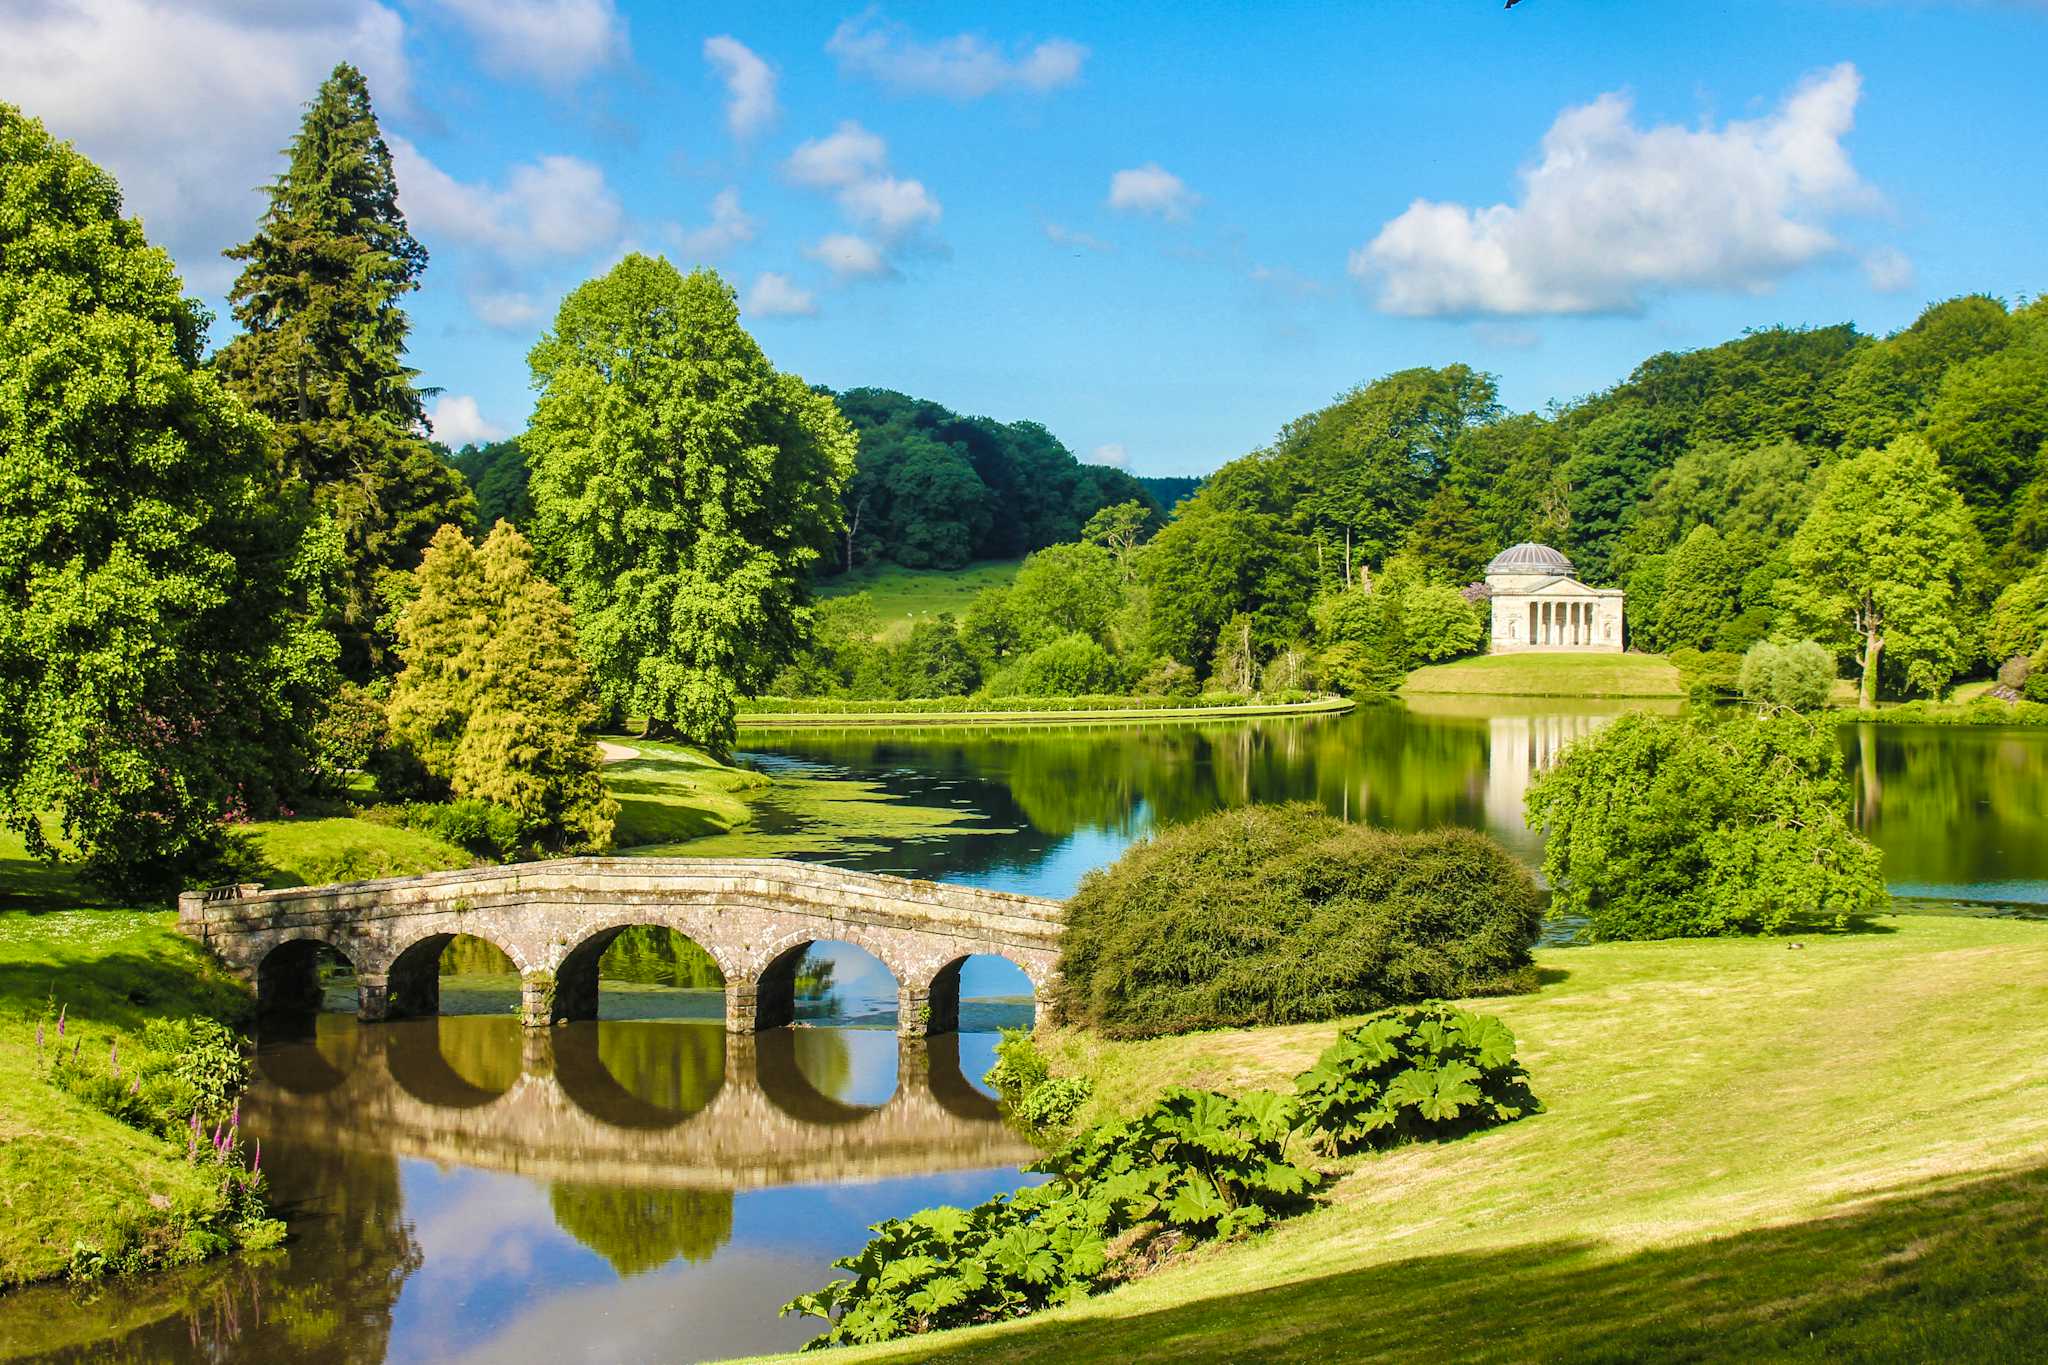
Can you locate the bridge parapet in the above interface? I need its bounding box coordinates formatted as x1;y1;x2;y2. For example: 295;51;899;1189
179;857;1063;1037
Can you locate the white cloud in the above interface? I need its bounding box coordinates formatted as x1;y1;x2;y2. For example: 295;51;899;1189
806;234;892;280
668;188;756;259
1356;63;1879;317
435;0;625;85
1864;245;1916;293
0;0;409;291
745;272;819;318
1109;163;1198;221
703;35;777;140
826;13;1086;98
469;290;546;329
391;137;623;262
786;121;889;189
1091;442;1130;468
428;394;507;446
1045;222;1112;253
836;176;941;236
785;121;942;247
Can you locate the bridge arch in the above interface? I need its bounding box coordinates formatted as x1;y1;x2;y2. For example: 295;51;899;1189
382;929;526;1020
750;1026;892;1124
748;927;908;1032
919;951;1041;1036
549;921;734;1025
255;935;362;1016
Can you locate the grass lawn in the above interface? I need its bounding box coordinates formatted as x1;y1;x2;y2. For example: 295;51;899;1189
608;738;773;846
817;559;1022;642
242;816;472;887
0;909;256;1290
774;914;2048;1363
1404;651;1685;698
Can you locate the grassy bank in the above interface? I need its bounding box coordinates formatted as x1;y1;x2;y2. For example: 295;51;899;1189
737;696;1354;728
1403;651;1685;698
778;914;2048;1363
0;908;259;1290
817;559;1022;642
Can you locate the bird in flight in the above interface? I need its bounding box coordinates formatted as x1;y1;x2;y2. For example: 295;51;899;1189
1505;0;1524;8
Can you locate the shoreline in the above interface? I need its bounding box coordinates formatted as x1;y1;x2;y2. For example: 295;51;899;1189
737;696;1356;729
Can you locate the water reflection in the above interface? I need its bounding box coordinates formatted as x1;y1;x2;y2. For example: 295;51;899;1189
5;1015;1032;1364
741;700;2048;905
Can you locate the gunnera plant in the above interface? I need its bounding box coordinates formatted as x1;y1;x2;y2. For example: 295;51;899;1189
1052;804;1544;1039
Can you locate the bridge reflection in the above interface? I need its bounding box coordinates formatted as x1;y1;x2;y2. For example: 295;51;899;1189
248;1015;1033;1189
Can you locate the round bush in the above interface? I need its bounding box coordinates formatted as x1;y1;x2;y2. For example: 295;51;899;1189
1739;639;1837;711
990;633;1122;698
1052;805;1544;1040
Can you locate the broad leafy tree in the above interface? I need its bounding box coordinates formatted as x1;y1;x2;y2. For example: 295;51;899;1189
1777;436;1984;706
213;63;475;676
526;257;855;753
1;105;338;893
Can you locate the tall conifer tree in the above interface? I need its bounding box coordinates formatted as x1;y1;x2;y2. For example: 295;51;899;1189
216;63;474;677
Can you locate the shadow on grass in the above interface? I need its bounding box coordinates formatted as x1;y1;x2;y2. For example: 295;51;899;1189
875;1160;2048;1364
0;946;249;1031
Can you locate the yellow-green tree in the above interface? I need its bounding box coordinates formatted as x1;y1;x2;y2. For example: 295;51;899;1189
388;523;614;852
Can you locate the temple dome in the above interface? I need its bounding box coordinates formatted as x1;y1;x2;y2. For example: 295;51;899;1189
1486;542;1576;577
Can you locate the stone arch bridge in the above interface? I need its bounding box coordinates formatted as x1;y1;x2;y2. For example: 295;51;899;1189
179;858;1063;1036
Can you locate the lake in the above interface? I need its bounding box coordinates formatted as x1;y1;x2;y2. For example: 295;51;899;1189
8;700;2044;1363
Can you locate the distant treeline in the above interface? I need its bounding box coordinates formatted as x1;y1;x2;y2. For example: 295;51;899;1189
447;388;1178;577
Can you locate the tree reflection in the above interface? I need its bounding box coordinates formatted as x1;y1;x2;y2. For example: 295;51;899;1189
547;1183;735;1277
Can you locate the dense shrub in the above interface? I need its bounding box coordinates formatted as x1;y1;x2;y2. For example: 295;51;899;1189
989;634;1123;697
1292;1005;1541;1154
1739;639;1837;710
1053;805;1543;1040
48;1014;250;1140
1528;709;1888;939
1668;647;1744;699
1401;584;1485;663
397;798;524;861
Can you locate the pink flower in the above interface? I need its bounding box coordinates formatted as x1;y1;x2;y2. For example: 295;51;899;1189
56;1004;65;1038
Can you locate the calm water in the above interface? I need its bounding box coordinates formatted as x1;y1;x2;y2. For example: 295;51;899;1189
740;698;2048;909
7;701;2044;1364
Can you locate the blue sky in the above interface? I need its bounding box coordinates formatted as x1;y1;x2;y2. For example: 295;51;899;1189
6;1;2045;476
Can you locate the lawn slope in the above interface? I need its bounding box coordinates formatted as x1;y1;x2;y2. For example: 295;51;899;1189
1404;651;1684;698
817;560;1022;642
780;914;2048;1363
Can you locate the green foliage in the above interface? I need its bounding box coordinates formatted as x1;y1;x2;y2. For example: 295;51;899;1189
1987;554;2048;663
1312;590;1408;695
386;523;615;852
212;63;475;677
1292;1005;1541;1155
0;102;340;897
452;437;533;529
1007;543;1123;647
1653;524;1740;652
1925;328;2048;554
309;680;388;792
1739;640;1838;711
1142;500;1315;676
784;1085;1318;1350
1400;583;1485;663
1055;805;1543;1040
526;258;855;753
891;616;980;697
1777;436;1985;704
398;799;522;862
831;389;1154;571
984;1029;1094;1131
990;635;1123;699
1528;710;1889;940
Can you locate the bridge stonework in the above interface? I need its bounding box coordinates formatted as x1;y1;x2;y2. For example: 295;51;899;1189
178;858;1063;1037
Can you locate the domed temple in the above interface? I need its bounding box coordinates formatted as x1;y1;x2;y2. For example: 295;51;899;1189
1483;543;1624;653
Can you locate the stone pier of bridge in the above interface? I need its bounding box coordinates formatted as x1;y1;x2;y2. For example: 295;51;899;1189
178;857;1063;1037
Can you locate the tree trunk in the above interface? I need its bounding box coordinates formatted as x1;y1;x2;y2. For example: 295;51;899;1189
1859;629;1883;710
